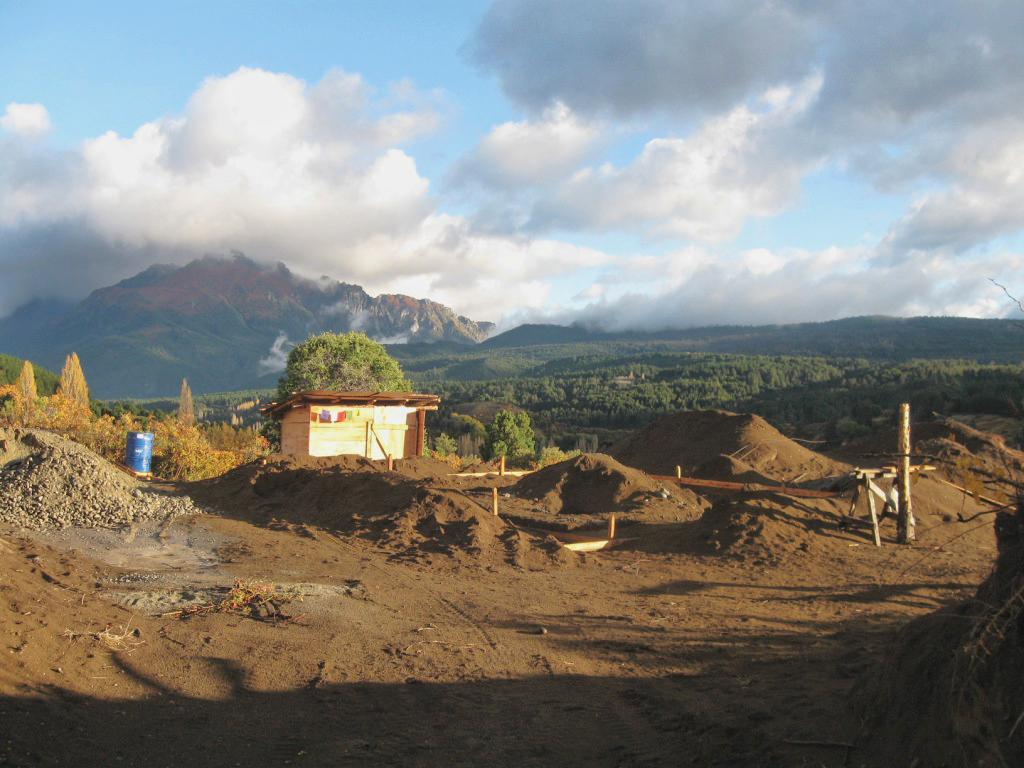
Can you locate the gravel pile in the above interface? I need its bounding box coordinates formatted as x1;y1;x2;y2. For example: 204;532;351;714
0;428;205;531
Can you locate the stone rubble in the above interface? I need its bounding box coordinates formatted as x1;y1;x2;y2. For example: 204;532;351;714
0;428;205;531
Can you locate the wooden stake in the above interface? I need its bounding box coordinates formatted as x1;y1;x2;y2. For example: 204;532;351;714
607;514;616;540
492;487;499;516
896;403;915;544
387;454;394;472
676;465;681;479
499;455;506;476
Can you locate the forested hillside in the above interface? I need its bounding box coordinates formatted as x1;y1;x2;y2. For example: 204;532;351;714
421;354;1024;450
108;316;1024;451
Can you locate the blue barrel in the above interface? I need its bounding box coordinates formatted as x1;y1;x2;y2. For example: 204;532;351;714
125;432;154;474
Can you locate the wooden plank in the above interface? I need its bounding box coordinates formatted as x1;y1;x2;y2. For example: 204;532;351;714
369;423;390;458
648;474;841;499
866;484;881;547
563;540;616;552
930;475;1007;507
449;470;533;477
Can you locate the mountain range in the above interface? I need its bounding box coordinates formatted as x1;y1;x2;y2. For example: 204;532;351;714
0;253;493;398
3;252;1022;401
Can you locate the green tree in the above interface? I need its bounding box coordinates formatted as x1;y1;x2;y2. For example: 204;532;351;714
262;332;410;450
274;332;409;401
178;378;195;425
482;410;535;461
431;432;458;457
58;352;89;408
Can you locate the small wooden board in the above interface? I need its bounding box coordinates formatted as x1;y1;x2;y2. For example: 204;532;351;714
545;530;635;552
116;462;153;480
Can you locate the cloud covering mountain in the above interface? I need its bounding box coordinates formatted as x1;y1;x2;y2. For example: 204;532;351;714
2;1;1023;330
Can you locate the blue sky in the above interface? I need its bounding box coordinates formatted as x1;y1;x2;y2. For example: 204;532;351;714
3;0;1024;331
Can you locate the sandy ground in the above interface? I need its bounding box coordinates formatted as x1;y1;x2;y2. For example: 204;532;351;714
0;413;1014;767
1;497;997;767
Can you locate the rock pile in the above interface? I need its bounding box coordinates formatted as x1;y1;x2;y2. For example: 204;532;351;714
0;429;204;531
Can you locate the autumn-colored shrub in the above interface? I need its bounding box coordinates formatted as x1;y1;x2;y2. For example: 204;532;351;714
77;413;143;463
152;420;240;481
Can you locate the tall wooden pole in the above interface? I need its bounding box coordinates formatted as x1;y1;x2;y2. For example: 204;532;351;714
896;403;915;544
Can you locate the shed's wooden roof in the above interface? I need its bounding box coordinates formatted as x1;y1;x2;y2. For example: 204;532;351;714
261;390;441;419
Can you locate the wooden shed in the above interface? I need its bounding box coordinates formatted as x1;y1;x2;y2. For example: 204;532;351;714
262;390;441;459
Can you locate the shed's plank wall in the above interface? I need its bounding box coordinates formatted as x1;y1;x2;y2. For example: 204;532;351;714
281;405;418;459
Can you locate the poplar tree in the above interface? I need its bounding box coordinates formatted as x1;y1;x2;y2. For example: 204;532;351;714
16;361;37;403
14;361;38;426
178;378;195;425
58;352;90;408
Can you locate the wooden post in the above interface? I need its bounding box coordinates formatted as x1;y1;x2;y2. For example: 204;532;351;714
896;403;915;544
607;514;616;540
499;455;506;476
387;454;394;472
676;465;681;479
492;487;499;516
415;408;426;456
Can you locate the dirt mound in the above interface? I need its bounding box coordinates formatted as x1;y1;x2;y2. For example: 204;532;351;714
391;455;462;480
0;428;203;530
189;456;571;566
835;416;1024;505
684;494;852;563
691;454;775;485
609;409;845;482
679;467;993;563
513;453;670;516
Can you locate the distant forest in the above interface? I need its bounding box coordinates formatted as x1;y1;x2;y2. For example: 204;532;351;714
26;316;1024;452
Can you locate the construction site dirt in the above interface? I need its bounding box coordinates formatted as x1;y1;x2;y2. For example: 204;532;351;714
1;411;1020;767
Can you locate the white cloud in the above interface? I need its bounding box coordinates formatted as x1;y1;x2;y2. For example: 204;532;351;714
885;120;1024;252
0;66;619;324
530;78;821;241
258;331;294;374
0;67;457;315
453;101;602;187
470;0;1024;263
548;244;1024;331
0;103;52;138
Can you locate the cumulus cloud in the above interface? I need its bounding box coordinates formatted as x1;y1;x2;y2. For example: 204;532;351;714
468;0;1024;265
529;78;821;241
0;103;52;138
451;101;603;188
884;120;1024;253
0;65;616;324
5;1;1024;335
